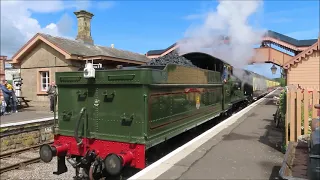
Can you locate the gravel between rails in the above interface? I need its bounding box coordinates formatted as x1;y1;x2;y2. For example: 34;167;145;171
1;158;75;180
0;151;39;169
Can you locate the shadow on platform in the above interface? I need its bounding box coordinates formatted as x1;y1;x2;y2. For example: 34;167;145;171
259;118;283;152
264;164;283;180
270;166;283;180
265;100;276;106
222;132;257;141
18;106;37;112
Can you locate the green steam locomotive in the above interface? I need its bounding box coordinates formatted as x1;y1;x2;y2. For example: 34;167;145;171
39;52;279;179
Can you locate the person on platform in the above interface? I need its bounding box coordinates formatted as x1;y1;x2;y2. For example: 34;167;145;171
3;80;18;113
10;85;18;113
0;96;7;116
46;81;57;113
0;80;12;114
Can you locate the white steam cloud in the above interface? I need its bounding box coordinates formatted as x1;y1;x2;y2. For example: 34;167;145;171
177;0;267;68
177;0;270;88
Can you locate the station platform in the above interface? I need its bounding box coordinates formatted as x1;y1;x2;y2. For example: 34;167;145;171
0;111;53;126
131;89;284;179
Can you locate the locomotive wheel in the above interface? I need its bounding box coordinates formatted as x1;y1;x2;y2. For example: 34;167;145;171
89;160;103;180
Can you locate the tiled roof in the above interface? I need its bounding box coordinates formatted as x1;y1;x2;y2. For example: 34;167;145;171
265;30;317;47
146;43;177;56
283;39;319;69
40;33;150;62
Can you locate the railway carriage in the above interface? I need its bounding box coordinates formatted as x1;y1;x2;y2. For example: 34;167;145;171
233;68;279;101
39;52;278;179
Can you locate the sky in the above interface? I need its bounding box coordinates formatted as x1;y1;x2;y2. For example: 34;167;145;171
1;0;319;79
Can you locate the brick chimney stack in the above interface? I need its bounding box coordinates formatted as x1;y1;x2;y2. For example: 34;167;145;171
74;10;94;45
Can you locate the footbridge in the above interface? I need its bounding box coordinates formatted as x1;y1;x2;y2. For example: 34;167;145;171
146;30;318;67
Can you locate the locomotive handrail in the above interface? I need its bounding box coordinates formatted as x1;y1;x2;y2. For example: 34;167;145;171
74;107;86;145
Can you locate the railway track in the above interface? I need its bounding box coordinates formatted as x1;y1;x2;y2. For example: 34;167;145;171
0;142;53;174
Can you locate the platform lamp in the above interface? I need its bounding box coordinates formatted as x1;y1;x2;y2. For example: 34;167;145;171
271;64;277;75
271;64;286;78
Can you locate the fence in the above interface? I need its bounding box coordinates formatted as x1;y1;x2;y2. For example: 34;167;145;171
285;88;320;145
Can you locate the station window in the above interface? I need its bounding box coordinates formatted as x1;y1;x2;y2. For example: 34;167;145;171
40;71;50;91
37;68;50;94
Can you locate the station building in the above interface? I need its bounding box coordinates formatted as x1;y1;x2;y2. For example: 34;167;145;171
8;10;150;109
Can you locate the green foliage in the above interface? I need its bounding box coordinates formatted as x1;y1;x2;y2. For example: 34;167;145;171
281;143;287;154
301;102;312;134
274;78;286;87
279;89;286;120
279;89;287;153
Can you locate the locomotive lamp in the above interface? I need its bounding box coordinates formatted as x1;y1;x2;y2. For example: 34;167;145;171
83;60;96;78
270;64;277;74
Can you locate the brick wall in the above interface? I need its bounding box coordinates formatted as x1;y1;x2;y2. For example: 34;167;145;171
0;120;54;153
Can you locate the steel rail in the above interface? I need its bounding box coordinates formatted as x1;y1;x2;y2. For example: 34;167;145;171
0;142;53;174
0;141;53;159
0;157;41;174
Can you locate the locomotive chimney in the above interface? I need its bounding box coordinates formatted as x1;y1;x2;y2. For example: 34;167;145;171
74;10;94;45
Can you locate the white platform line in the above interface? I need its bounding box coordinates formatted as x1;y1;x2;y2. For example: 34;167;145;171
128;89;278;180
0;117;54;128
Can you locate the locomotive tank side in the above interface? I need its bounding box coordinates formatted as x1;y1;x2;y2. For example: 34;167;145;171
39;64;225;178
146;64;224;148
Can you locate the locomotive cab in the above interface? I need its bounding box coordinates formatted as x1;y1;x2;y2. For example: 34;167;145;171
182;52;245;111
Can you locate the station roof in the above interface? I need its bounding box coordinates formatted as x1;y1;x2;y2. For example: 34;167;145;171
146;30;318;56
11;33;150;64
264;30;317;47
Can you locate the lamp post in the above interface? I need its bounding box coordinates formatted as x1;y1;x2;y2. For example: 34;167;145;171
271;64;277;75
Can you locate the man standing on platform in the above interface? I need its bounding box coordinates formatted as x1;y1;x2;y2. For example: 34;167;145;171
46;81;57;113
4;80;18;113
0;80;12;114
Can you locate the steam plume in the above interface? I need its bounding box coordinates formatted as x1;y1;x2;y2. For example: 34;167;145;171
177;0;267;68
177;0;270;88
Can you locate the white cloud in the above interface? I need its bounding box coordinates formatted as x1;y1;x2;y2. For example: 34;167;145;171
0;0;115;58
183;13;207;20
96;1;116;10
